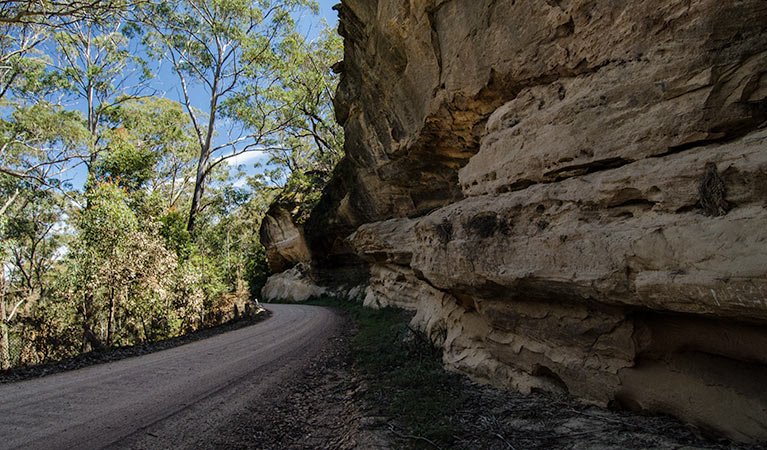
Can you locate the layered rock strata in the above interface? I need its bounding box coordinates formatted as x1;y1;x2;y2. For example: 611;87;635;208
265;0;767;441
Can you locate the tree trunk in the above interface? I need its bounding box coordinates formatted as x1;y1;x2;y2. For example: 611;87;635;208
140;316;148;342
1;268;9;370
187;68;220;233
107;288;115;347
187;158;207;232
81;294;91;352
81;292;103;352
1;300;10;371
187;122;214;233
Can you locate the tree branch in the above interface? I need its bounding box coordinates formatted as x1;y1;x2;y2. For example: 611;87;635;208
0;187;19;217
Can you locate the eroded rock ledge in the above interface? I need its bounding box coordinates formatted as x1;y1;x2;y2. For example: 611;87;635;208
259;202;312;274
263;0;767;441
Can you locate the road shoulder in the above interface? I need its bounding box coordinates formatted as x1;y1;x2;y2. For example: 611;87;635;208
182;310;391;450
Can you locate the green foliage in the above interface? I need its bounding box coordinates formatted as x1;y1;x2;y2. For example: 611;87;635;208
4;190;58;240
54;27;135;103
141;0;324;232
4;53;69;100
0;102;88;188
77;180;138;253
159;209;192;259
186;252;226;322
247;25;344;223
94;136;158;191
0;187;64;373
168;258;205;329
6;102;87;145
244;242;268;300
61;179;205;348
102;97;196;154
95;96;198;192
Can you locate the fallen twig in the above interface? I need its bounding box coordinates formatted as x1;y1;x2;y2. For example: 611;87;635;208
494;432;517;450
387;423;443;450
536;427;613;441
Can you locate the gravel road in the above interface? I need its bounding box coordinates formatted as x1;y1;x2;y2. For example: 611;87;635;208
0;304;344;450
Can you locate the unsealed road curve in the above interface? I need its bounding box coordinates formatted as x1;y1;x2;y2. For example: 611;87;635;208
0;304;343;450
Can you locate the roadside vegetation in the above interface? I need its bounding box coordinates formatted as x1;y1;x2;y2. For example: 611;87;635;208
0;0;343;370
303;297;467;449
0;303;268;384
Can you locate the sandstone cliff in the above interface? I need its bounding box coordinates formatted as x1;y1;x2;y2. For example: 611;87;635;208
259;202;312;274
263;0;767;441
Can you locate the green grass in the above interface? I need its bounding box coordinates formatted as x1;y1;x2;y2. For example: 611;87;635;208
303;297;466;448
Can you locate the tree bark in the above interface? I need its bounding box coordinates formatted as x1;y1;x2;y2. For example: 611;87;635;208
186;151;208;232
1;299;10;371
81;292;104;352
1;268;10;370
186;62;221;233
107;288;115;347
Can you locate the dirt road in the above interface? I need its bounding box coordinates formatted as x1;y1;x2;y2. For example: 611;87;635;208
0;304;344;450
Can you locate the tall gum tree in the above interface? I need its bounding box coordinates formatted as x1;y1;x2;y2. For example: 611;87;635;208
0;1;141;26
54;16;152;174
99;97;198;208
0;101;86;367
251;25;343;218
141;0;318;232
52;15;152;350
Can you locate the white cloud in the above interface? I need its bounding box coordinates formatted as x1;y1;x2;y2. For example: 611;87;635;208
224;150;267;167
231;177;249;188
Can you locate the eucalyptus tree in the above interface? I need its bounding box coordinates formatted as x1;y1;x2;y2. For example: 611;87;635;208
53;12;153;176
0;12;145;355
253;25;343;218
0;18;47;101
0;1;137;25
0;13;85;213
0;0;145;99
0;186;64;368
0;0;150;196
0;28;90;364
98;96;198;207
275;26;342;171
141;0;317;232
0;102;87;205
0;101;87;366
66;95;199;349
67;182;134;349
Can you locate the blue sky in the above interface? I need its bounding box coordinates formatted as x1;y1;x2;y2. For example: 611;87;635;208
305;0;340;35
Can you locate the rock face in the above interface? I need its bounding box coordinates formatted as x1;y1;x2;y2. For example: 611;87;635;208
259;203;311;274
266;0;767;441
261;264;326;303
260;263;367;303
